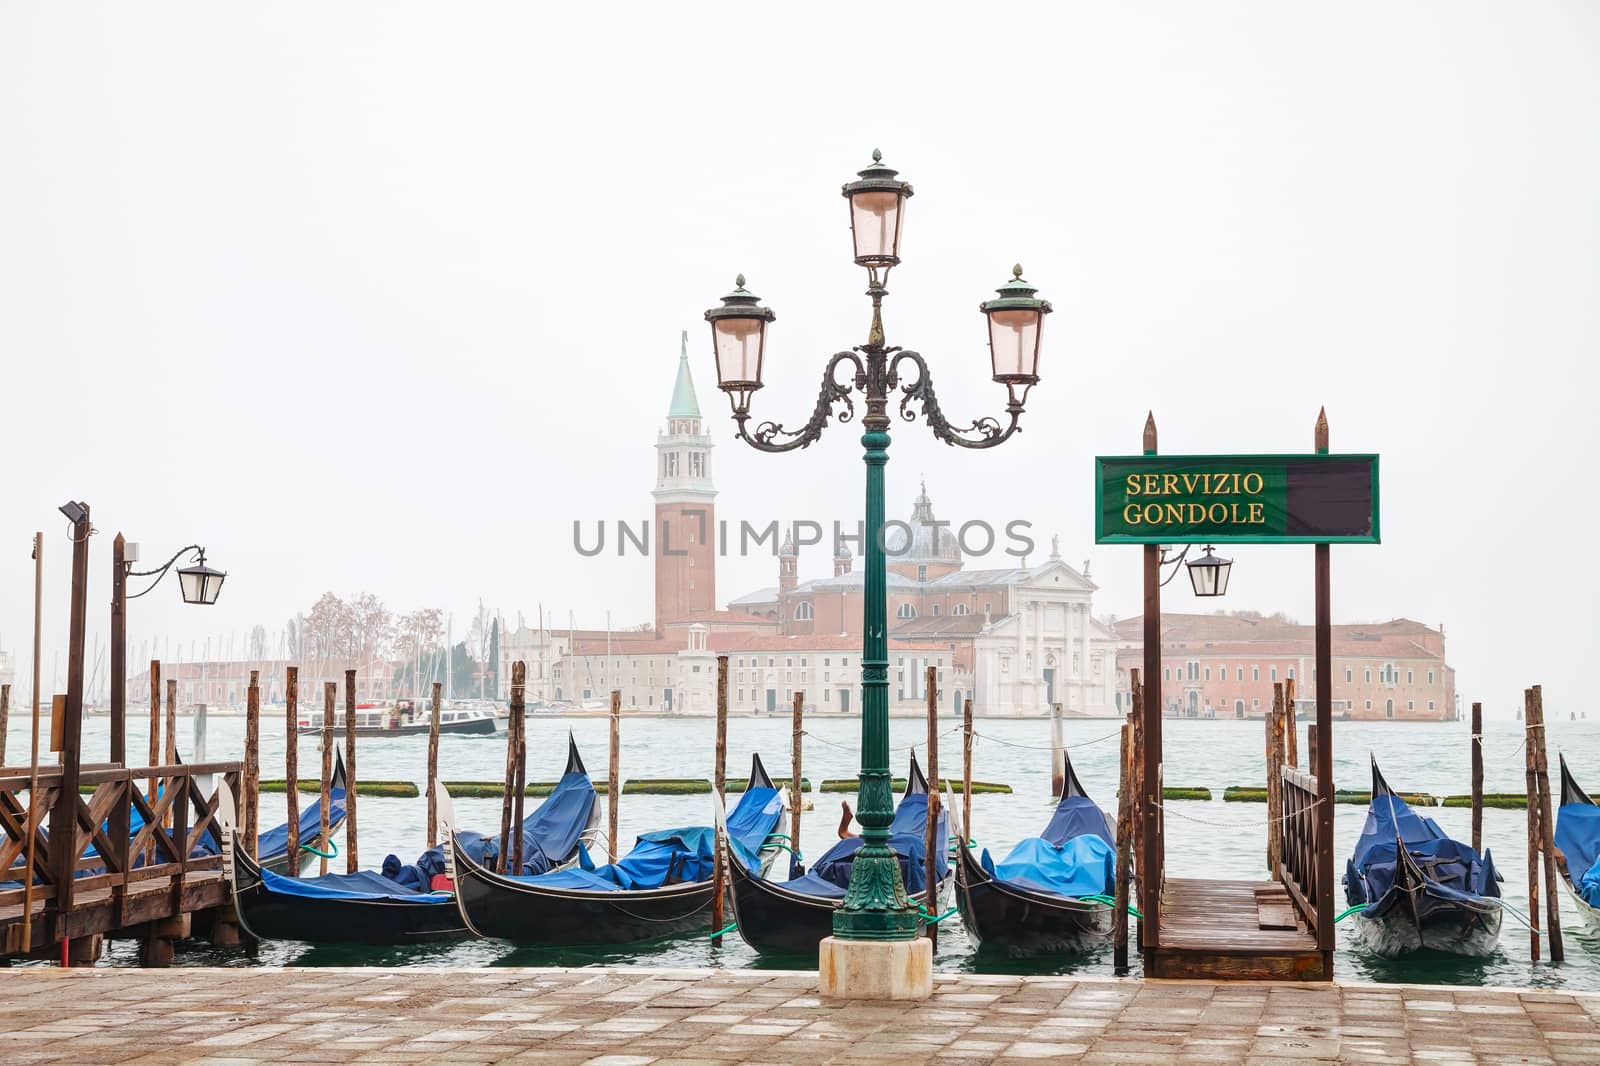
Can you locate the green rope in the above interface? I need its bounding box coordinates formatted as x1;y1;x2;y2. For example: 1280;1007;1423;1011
298;839;337;859
764;842;802;859
709;921;737;939
916;904;959;926
764;833;791;842
1334;904;1367;923
1081;893;1143;919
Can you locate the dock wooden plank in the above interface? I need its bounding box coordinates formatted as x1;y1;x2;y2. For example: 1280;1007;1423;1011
1149;878;1327;980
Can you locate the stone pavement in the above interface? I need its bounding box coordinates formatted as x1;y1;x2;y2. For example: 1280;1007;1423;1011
2;966;1597;1065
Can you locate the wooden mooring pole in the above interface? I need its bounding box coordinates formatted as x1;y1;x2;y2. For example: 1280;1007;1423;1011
426;681;442;847
1530;686;1563;962
164;678;177;767
320;682;334;876
510;661;527;875
23;530;43;953
0;683;10;766
244;671;260;858
1113;670;1140;975
1268;682;1285;878
962;697;974;843
608;690;620;860
1050;700;1065;798
344;669;358;875
1470;701;1483;855
711;657;729;945
1524;687;1541;962
284;667;299;877
497;673;519;874
50;501;90;964
924;665;941;948
1284;677;1298;769
147;659;161;807
790;690;804;871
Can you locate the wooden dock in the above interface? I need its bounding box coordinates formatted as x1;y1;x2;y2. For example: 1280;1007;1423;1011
1;760;244;963
1147;878;1327;980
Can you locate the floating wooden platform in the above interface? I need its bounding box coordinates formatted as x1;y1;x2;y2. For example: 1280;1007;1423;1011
1145;877;1329;981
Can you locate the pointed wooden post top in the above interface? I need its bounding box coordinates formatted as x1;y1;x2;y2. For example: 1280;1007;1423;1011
1142;411;1158;455
1314;406;1329;454
114;532;125;548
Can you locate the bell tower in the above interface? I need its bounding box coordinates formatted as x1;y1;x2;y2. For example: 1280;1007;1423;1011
654;332;717;634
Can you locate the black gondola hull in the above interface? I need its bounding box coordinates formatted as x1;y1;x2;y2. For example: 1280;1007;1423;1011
452;840;716;945
955;842;1111;954
1348;891;1503;956
232;844;468;945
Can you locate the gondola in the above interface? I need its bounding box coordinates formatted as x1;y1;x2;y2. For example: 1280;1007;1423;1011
447;752;785;946
952;749;1116;954
728;753;947;956
1552;754;1600;930
1344;757;1503;956
223;735;598;946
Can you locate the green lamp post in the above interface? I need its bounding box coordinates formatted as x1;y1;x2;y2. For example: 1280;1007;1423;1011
705;151;1052;943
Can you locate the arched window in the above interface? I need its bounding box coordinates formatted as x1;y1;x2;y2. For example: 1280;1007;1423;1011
1385;698;1395;719
952;603;970;616
794;602;814;621
931;604;941;616
897;603;917;619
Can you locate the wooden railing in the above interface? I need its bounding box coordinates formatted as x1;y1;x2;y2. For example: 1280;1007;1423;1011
0;762;240;933
1279;764;1321;939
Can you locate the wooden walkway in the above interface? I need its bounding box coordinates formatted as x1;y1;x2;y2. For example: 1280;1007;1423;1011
1146;878;1328;981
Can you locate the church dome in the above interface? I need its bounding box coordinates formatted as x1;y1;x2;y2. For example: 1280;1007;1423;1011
884;482;961;566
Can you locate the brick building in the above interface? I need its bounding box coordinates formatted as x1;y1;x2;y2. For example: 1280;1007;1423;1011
1112;613;1456;721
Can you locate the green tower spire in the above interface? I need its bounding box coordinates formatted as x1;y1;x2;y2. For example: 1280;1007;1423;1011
669;329;702;419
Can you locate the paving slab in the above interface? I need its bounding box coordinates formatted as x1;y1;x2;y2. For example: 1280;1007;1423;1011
0;967;1594;1064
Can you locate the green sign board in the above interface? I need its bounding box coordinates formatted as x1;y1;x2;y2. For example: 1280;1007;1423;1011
1095;454;1380;545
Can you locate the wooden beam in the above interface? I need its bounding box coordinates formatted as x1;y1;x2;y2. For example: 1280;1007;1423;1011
711;657;729;946
1140;412;1162;949
1313;409;1335;958
284;667;298;877
319;682;333;877
426;682;442;848
343;669;357;875
608;690;620;861
1531;686;1563;961
1470;701;1483;855
243;671;259;859
510;661;526;876
110;534;126;767
50;502;92;948
790;690;804;867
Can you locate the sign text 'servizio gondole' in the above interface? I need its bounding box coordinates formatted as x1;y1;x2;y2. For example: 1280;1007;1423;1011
1095;454;1379;545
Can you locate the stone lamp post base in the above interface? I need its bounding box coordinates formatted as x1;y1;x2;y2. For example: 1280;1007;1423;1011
818;935;933;1001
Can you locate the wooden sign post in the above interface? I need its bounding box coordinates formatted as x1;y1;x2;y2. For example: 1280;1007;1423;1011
1096;409;1377;980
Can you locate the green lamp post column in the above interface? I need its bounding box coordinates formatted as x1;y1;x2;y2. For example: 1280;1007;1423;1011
705;151;1053;944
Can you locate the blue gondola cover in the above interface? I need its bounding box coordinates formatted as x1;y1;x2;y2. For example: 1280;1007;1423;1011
1345;768;1500;914
510;782;782;893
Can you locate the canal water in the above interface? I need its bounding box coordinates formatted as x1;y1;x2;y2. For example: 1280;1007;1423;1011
9;712;1599;989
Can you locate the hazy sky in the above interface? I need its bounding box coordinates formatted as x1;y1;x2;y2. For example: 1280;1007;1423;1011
2;3;1595;720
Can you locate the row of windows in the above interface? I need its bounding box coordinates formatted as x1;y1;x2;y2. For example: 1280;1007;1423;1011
792;601;987;621
1162;662;1438;687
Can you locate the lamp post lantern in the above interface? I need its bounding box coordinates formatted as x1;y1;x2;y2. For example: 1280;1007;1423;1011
707;152;1050;954
1185;546;1233;598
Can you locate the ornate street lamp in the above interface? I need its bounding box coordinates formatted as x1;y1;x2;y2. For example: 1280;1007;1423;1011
1185;546;1232;598
706;151;1051;950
